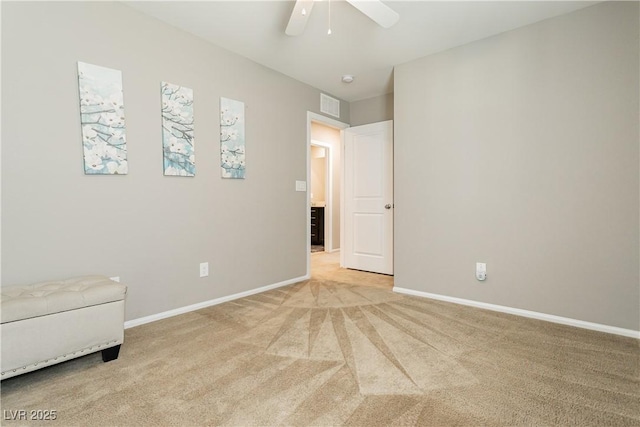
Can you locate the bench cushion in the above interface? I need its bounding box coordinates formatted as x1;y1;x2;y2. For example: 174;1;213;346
1;276;127;324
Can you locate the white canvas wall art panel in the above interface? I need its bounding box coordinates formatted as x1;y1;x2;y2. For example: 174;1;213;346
220;97;245;179
162;82;195;176
77;62;128;175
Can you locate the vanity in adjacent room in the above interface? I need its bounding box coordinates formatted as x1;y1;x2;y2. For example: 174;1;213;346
310;204;325;246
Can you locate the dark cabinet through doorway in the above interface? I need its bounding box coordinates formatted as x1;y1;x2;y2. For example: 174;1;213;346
310;207;324;245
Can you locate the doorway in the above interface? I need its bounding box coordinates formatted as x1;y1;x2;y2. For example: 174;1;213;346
306;112;349;277
310;142;330;253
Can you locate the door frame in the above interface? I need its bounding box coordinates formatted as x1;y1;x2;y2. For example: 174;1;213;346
310;139;332;252
306;112;349;278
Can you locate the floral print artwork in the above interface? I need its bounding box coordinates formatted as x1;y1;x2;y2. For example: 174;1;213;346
162;82;195;176
220;97;245;179
78;62;128;175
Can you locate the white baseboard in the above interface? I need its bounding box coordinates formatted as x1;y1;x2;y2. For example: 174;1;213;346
125;274;309;329
393;287;640;339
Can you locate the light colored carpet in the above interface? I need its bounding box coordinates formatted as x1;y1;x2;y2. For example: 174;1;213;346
1;252;638;426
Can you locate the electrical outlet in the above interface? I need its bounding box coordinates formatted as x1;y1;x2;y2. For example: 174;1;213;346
476;263;487;281
199;262;209;278
110;276;120;282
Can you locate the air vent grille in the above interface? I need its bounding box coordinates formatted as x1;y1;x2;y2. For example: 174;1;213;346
320;93;340;118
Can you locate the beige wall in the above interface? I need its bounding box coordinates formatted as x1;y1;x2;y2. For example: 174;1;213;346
350;93;394;126
311;122;341;251
310;146;326;203
1;1;349;321
394;1;639;330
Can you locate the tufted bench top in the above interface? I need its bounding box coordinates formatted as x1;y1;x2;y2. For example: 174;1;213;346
1;276;127;324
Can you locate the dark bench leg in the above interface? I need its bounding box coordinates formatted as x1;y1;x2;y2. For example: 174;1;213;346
101;345;121;362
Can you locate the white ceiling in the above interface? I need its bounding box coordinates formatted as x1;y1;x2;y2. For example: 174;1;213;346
126;0;598;102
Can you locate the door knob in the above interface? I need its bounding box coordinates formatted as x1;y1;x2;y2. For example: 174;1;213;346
385;204;392;209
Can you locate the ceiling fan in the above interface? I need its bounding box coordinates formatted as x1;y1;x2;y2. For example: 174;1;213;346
285;0;399;36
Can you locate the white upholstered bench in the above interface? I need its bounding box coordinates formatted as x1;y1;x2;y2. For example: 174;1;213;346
1;276;127;380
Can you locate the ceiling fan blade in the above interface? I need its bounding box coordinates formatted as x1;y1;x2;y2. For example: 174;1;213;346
345;0;399;29
285;0;315;36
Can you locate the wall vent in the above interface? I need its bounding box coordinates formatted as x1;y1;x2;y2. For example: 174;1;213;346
320;93;340;118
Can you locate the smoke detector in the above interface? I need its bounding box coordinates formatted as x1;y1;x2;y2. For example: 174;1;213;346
342;75;354;84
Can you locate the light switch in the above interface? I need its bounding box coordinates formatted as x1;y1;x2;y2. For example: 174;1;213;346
295;180;307;192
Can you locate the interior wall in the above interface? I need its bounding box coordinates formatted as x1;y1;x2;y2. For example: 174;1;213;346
310;122;341;251
310;146;326;203
349;93;394;126
1;1;350;321
394;1;639;331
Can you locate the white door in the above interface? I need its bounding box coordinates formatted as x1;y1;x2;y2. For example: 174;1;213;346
343;120;393;275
